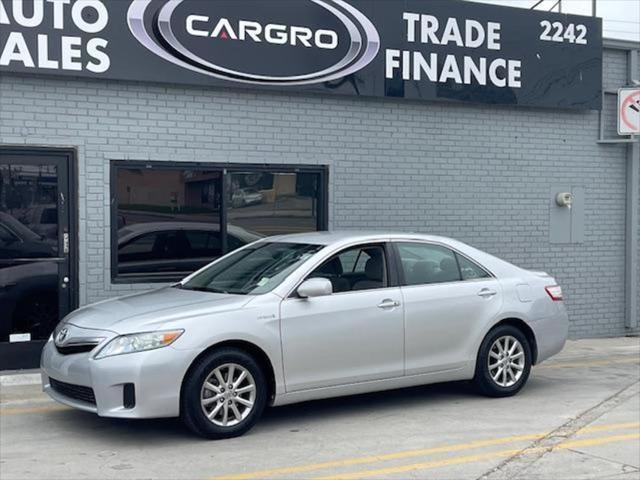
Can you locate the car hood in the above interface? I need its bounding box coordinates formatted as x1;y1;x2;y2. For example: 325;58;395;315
63;287;253;333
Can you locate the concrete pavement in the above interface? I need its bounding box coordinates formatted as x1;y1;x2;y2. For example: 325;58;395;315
1;337;638;480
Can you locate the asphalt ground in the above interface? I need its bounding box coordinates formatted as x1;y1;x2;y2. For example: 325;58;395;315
1;337;639;480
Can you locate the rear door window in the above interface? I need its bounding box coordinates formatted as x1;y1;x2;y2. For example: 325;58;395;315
397;242;462;285
119;230;189;262
184;230;221;257
118;232;160;262
456;254;491;280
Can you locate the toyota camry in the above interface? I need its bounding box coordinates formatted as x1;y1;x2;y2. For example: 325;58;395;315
41;232;568;439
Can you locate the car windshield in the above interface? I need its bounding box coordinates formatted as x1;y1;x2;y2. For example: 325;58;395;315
178;242;323;295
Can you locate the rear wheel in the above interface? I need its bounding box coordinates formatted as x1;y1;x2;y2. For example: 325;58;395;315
474;325;532;397
181;348;267;439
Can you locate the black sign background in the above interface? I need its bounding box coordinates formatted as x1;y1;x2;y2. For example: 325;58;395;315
0;0;603;109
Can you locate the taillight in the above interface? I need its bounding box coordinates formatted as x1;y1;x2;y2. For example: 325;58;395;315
545;285;563;301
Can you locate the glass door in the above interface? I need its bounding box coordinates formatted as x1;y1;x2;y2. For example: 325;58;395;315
0;150;74;369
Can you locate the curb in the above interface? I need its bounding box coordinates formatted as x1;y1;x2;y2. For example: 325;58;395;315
0;373;41;387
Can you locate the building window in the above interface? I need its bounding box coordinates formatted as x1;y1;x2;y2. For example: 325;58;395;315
111;162;327;282
227;171;321;240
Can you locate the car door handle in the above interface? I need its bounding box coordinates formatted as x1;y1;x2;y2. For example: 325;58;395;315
377;299;401;309
477;288;498;298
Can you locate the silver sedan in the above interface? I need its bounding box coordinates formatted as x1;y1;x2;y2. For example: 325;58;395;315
41;232;568;439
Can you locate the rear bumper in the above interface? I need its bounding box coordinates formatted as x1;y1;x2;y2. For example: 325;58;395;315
530;304;569;364
41;338;193;419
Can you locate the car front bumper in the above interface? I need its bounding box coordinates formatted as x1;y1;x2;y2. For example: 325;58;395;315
40;337;194;419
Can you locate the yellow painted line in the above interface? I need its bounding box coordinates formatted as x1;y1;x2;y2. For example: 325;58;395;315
578;422;640;434
213;434;542;480
540;358;640;369
315;449;523;480
213;422;639;480
561;433;640;449
315;433;640;480
0;404;69;416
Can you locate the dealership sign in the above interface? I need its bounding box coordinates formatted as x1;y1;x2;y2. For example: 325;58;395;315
0;0;603;109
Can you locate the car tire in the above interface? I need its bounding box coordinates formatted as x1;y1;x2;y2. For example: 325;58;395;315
473;325;532;398
181;348;268;439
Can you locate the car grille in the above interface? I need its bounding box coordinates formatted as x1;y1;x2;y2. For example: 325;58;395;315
55;343;99;355
49;378;96;405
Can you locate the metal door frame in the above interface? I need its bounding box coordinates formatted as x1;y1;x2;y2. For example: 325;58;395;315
0;147;78;369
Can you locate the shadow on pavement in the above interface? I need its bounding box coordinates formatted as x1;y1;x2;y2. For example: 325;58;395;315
261;381;476;425
39;378;560;443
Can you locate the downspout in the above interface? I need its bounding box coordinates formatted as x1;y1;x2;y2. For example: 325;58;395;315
625;49;639;331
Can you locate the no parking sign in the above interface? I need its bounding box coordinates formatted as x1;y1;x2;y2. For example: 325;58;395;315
618;88;640;136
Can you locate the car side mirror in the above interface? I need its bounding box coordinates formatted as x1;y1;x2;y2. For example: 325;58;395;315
297;278;333;298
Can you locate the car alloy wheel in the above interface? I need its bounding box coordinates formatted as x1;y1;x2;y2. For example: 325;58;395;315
474;324;532;397
487;335;525;387
181;348;267;439
200;363;256;427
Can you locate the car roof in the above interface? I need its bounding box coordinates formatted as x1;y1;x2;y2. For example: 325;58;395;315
265;231;456;246
262;231;523;281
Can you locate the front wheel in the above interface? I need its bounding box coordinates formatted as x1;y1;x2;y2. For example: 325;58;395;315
473;325;532;397
181;348;267;439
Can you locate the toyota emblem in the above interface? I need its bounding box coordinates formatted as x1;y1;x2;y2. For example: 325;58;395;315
56;328;68;344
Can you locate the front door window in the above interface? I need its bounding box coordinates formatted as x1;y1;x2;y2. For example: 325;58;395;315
308;244;388;293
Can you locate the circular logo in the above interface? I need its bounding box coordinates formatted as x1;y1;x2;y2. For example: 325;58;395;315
127;0;380;85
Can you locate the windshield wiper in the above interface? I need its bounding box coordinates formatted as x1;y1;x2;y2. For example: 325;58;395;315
177;285;230;294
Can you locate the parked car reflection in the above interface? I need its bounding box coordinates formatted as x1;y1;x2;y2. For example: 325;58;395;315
19;203;58;240
117;222;263;278
0;212;58;342
231;188;264;208
0;212;56;258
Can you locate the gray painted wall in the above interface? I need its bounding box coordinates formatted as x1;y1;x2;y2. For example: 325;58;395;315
0;48;637;338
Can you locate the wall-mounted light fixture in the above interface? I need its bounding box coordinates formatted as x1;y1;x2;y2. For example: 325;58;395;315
556;192;574;210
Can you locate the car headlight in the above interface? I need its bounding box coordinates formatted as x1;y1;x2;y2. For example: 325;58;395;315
94;330;183;359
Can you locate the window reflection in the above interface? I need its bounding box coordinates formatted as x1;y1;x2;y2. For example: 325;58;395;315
114;166;324;281
116;168;226;278
0;164;58;252
0;163;59;342
227;172;319;242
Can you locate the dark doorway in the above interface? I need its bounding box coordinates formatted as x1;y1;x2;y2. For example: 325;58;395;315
0;148;77;370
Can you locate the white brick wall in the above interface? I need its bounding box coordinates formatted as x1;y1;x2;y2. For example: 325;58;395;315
0;47;637;338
